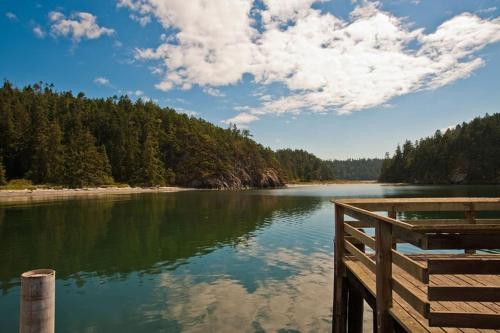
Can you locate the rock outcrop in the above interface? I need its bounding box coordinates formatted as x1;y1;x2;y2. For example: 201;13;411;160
186;167;285;190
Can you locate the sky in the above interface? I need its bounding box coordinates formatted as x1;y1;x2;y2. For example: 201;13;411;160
1;0;499;160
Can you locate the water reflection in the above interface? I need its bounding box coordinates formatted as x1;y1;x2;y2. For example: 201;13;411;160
0;191;322;292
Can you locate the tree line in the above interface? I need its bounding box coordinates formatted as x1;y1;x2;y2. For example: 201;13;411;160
275;149;382;181
0;82;384;188
379;113;500;184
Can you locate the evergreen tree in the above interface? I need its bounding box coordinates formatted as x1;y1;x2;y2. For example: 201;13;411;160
380;114;500;184
63;130;113;187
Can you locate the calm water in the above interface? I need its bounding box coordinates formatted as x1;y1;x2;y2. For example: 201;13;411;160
1;184;499;332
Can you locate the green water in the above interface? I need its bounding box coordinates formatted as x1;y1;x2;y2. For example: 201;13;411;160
0;184;499;332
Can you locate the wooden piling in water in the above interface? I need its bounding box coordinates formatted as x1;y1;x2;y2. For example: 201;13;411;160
20;269;55;333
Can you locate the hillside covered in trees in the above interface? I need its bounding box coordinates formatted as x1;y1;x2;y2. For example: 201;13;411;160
330;158;383;180
276;149;382;181
0;82;385;189
379;113;500;184
0;82;284;189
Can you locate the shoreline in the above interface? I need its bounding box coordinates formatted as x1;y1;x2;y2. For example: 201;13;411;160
286;180;378;187
0;186;194;203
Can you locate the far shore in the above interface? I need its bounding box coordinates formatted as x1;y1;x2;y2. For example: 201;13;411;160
286;180;378;187
0;180;385;203
0;186;194;203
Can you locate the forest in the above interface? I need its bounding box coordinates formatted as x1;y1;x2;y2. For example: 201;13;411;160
0;82;382;189
379;113;500;184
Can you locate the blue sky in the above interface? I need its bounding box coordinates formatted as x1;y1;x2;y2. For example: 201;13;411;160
1;0;499;159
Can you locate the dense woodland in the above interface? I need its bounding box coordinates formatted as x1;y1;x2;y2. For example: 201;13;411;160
276;149;382;181
0;82;384;188
379;113;500;184
0;82;285;189
331;158;383;180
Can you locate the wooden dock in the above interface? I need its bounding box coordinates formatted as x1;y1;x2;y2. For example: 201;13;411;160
332;197;500;332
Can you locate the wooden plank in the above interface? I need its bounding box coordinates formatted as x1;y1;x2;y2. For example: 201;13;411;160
426;234;500;250
345;240;376;272
333;198;500;212
428;258;500;275
393;251;429;284
429;312;500;329
401;219;500;226
344;223;376;249
410;224;500;233
334;204;347;333
339;202;415;230
375;220;394;332
392;225;429;249
428;286;500;302
393;277;430;318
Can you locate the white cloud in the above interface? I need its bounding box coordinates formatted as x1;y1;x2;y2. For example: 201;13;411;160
222;112;259;128
33;25;45;38
120;0;500;125
5;12;17;20
203;86;226;97
49;11;115;42
94;77;111;86
129;14;151;26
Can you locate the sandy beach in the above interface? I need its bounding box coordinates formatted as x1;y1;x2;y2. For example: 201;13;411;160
0;186;193;203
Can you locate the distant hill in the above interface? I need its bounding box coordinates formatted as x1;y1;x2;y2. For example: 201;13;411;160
276;149;382;181
0;82;284;189
379;113;500;184
331;158;383;180
0;82;386;189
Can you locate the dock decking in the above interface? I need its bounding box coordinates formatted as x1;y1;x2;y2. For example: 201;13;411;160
332;198;500;332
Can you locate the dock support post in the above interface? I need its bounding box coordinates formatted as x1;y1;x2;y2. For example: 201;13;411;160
333;204;347;333
376;221;394;333
347;282;364;333
20;269;55;333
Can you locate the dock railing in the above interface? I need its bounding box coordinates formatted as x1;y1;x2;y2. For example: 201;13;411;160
332;198;500;333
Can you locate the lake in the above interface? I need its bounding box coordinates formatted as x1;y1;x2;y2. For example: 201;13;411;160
1;184;499;332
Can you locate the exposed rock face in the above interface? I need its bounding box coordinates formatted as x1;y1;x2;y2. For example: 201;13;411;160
186;167;285;190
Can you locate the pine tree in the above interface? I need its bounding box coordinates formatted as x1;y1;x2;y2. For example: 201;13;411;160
64;130;114;188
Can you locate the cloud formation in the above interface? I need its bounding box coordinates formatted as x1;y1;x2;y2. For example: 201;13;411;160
94;77;111;86
49;11;115;42
5;12;17;20
119;0;500;126
33;25;45;38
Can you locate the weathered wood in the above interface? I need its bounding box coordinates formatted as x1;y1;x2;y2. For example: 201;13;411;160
428;312;500;329
344;224;375;249
392;251;429;284
392;277;429;318
375;220;393;332
20;269;55;333
428;286;500;302
345;240;376;272
426;233;500;250
401;218;500;226
334;204;347;333
428;258;500;274
347;284;364;333
333;198;500;212
336;197;500;332
339;202;414;230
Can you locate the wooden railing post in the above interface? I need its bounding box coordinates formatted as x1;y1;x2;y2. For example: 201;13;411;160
465;204;476;254
388;207;397;250
20;269;55;333
348;242;365;333
376;221;394;332
333;204;347;333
